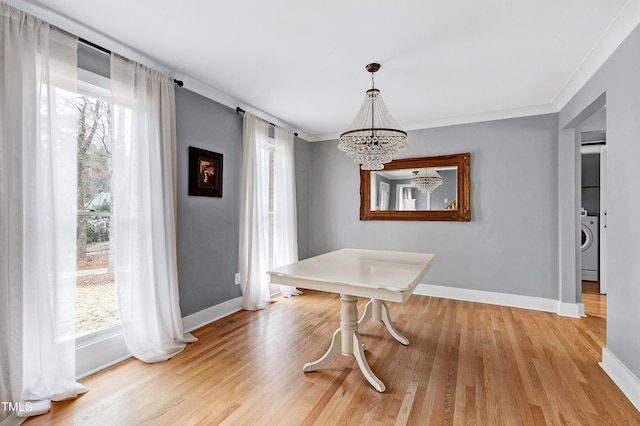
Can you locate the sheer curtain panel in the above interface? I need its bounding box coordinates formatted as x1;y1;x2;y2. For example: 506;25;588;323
239;114;300;310
0;3;87;422
239;113;272;310
110;54;196;363
273;127;301;297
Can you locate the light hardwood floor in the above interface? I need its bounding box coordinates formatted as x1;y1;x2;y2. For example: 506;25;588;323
582;281;606;319
25;290;639;425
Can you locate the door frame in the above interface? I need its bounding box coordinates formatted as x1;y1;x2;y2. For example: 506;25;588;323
580;144;608;294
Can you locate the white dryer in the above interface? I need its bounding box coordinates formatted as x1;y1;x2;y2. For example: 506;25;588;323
581;216;599;281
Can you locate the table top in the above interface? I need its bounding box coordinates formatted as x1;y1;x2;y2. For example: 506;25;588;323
267;248;435;303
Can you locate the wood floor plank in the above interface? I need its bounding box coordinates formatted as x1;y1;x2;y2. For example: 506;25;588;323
583;281;606;318
23;290;640;425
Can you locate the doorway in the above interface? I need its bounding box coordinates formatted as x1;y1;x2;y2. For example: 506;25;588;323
579;119;607;319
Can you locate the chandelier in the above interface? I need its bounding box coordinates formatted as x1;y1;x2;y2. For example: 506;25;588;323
338;63;408;170
411;168;443;193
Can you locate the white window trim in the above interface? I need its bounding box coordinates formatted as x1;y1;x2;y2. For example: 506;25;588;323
78;68;110;100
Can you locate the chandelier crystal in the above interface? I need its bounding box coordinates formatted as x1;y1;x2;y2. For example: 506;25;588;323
411;168;443;194
339;63;408;170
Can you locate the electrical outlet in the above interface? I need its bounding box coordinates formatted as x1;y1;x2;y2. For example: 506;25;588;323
234;273;241;285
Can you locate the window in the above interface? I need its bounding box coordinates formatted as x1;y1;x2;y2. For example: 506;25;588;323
266;137;276;269
75;69;118;335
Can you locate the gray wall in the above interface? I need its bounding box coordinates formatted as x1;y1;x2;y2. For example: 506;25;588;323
560;22;640;379
294;135;311;261
175;89;312;315
309;114;559;299
175;89;243;316
78;43;109;77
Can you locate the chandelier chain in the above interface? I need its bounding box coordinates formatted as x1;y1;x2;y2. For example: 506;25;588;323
370;71;375;136
338;63;408;170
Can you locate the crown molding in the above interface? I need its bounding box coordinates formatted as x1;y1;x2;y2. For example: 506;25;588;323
553;0;640;109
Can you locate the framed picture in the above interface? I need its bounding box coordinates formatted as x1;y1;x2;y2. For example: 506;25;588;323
188;146;223;197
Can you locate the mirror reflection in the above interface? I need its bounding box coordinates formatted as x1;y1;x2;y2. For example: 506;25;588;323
359;153;470;221
371;167;458;211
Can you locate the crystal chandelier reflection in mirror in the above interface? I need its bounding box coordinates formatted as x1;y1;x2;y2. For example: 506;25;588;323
411;168;443;193
338;63;408;170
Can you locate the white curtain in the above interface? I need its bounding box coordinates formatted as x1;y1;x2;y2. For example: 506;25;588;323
110;54;196;363
239;113;272;310
273;127;301;297
239;114;300;310
0;3;87;422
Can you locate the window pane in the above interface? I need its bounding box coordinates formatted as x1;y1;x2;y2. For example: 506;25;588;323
76;94;118;334
76;215;118;333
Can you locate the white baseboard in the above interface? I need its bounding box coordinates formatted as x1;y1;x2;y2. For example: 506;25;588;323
557;301;582;318
414;283;580;317
182;296;243;333
578;302;586;317
600;347;640;411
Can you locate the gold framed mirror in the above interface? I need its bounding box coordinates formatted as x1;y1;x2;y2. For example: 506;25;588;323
360;153;470;221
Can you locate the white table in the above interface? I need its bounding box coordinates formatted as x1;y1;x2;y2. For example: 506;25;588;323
267;248;435;392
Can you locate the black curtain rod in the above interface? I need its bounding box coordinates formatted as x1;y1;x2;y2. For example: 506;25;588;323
79;38;184;87
235;107;298;137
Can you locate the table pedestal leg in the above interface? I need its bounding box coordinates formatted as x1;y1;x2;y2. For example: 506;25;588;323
357;299;409;345
303;329;341;372
303;294;386;392
351;331;385;392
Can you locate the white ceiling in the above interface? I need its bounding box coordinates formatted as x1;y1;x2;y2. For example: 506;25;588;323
9;0;640;141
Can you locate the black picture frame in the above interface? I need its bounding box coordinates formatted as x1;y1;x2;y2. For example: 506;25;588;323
188;146;223;197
